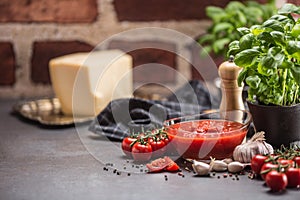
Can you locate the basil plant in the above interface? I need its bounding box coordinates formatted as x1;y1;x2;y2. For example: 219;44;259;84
199;0;276;56
228;4;300;106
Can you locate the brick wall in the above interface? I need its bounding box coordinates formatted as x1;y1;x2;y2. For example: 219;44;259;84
0;0;291;99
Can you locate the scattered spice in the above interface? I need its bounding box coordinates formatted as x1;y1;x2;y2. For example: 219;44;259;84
164;175;168;181
184;167;192;172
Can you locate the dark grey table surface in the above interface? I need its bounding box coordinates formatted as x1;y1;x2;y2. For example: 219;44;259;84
0;99;299;200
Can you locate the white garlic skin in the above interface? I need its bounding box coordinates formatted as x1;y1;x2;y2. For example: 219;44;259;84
192;160;211;176
233;132;274;163
228;161;244;173
212;160;228;172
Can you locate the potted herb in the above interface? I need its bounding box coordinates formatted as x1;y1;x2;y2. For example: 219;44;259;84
228;3;300;147
199;0;276;57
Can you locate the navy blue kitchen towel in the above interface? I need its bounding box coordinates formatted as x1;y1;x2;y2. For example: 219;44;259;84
88;80;219;140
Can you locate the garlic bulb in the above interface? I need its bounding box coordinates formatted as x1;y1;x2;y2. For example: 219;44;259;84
233;131;273;163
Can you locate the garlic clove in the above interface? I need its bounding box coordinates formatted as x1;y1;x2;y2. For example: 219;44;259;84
222;158;233;164
192;160;211;176
228;161;245;173
212;160;228;172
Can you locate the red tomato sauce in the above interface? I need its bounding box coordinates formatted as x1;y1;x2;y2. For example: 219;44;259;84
165;120;247;160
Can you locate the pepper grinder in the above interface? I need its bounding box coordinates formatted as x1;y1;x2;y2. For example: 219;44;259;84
218;56;245;113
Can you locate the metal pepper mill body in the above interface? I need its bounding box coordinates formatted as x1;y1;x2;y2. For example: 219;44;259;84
218;57;245;113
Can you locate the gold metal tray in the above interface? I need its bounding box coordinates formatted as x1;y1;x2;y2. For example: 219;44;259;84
13;98;94;126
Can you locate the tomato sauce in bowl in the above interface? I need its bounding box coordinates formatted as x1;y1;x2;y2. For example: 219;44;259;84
164;110;252;160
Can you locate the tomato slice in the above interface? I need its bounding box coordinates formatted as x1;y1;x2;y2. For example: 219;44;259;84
166;161;180;172
146;156;180;172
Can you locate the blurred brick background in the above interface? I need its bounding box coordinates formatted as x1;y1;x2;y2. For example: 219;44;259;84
0;0;293;98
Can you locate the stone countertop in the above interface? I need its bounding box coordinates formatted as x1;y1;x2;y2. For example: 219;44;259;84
0;99;298;200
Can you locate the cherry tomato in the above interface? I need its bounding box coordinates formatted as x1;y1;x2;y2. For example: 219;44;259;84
251;154;268;175
260;163;278;180
265;170;288;192
161;135;177;156
285;167;300;188
293;156;300;167
148;138;166;158
277;158;294;168
131;142;152;162
121;137;137;157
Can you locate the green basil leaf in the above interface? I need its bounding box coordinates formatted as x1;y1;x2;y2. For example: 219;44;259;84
291;23;300;38
263;19;285;32
212;38;231;54
278;3;300;15
246;7;264;20
206;6;226;21
212;22;234;34
237;27;250;35
237;67;248;86
259;56;278;69
225;1;245;11
227;40;240;57
234;49;260;67
286;40;300;55
270;14;291;24
291;65;300;86
268;47;284;65
270;31;285;46
198;34;214;44
239;33;255;50
280;59;294;69
246;75;261;89
236;10;247;25
258;56;277;76
258;32;275;45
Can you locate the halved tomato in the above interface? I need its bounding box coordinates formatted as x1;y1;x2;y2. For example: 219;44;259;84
146;156;180;172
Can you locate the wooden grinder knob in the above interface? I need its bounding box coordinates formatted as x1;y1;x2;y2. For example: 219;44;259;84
219;56;245;112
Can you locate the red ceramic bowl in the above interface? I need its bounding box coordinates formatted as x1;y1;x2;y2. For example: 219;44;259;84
163;110;252;160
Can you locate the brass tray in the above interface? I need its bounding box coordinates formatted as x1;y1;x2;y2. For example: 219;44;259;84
13;98;94;126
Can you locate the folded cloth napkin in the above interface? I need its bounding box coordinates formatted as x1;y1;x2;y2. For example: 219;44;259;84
88;80;219;140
